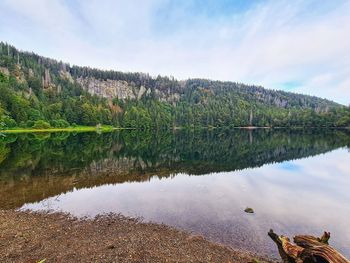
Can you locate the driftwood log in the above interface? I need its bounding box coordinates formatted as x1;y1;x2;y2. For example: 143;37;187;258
268;230;349;263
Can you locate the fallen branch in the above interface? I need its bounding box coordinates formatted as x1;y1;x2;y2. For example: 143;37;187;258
268;230;349;263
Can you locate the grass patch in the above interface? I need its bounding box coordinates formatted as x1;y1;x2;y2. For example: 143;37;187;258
0;125;117;134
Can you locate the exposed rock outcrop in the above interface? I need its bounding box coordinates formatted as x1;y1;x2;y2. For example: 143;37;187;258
137;85;147;100
76;77;136;100
0;67;9;76
75;76;182;102
59;70;74;83
42;68;52;89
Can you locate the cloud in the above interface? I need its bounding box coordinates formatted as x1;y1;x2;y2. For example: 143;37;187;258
0;0;349;104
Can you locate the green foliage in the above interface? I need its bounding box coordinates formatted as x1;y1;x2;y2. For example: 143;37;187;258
0;72;8;83
0;42;349;130
2;116;17;129
49;119;70;128
32;120;51;129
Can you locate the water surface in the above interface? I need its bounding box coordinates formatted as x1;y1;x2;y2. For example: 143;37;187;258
1;129;349;257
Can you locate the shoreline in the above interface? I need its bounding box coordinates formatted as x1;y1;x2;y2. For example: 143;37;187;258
1;125;349;134
0;209;276;263
0;126;118;134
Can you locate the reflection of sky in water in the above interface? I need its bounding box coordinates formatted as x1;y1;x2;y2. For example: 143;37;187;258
22;148;350;258
278;162;301;171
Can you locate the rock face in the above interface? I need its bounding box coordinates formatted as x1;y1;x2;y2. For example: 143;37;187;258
137;85;147;100
154;89;181;103
59;70;74;83
76;76;182;103
76;77;136;100
42;68;52;88
0;67;9;76
2;60;182;103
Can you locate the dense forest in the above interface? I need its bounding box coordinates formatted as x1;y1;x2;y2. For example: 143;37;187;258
1;129;349;208
0;42;349;129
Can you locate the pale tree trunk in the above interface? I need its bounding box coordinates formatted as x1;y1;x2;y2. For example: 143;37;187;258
268;230;349;263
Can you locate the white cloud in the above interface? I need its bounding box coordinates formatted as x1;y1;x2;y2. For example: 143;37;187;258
0;0;349;104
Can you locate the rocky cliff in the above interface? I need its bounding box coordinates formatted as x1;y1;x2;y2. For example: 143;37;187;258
75;75;181;103
76;77;136;100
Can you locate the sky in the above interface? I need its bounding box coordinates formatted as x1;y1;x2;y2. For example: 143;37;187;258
0;0;349;104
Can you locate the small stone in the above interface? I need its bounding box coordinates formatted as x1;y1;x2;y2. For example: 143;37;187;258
244;207;254;213
250;259;261;263
107;244;115;249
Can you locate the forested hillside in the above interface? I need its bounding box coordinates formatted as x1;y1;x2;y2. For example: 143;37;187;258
0;42;349;129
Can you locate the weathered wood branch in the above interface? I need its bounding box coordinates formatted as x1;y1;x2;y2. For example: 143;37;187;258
268;229;349;263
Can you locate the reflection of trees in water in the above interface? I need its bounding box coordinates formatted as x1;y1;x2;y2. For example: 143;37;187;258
0;129;349;209
0;129;349;179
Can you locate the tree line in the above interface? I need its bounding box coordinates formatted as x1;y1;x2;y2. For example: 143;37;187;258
0;42;349;129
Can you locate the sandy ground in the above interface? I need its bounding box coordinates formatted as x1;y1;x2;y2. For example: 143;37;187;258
0;210;277;263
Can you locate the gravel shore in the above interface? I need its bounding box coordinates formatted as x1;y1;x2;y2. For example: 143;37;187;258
0;210;276;263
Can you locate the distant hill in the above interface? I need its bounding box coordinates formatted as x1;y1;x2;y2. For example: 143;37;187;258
0;42;349;129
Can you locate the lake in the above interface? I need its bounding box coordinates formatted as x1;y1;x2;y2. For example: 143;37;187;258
0;129;349;258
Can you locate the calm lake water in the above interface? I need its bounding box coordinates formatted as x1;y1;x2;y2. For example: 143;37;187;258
1;129;349;258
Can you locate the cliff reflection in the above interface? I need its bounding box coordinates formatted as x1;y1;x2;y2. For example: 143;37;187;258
0;129;349;209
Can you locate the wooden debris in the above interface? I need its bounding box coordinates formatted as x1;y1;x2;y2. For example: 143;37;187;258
268;229;349;263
